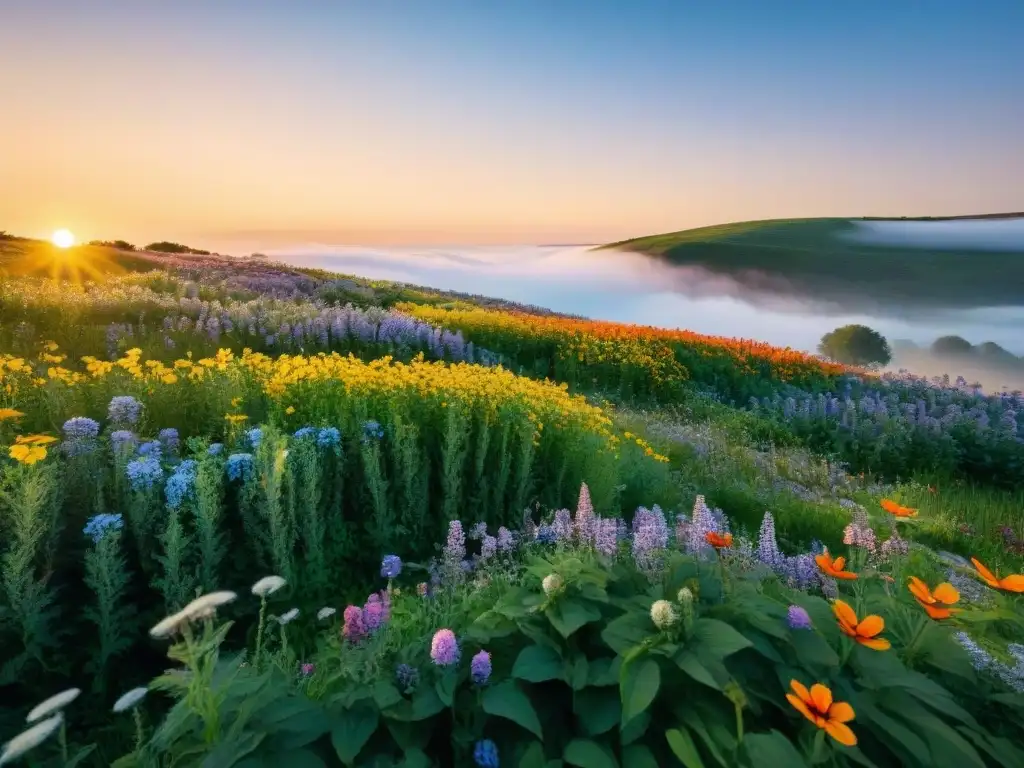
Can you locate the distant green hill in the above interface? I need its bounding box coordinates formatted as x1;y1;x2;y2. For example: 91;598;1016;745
599;217;1024;310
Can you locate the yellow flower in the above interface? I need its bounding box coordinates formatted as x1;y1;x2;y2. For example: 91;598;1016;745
16;434;58;446
161;374;178;385
285;406;295;415
225;413;248;424
0;408;24;421
9;444;47;465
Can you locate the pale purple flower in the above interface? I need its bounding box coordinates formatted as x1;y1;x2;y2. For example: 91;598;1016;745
787;605;813;630
430;629;459;666
632;505;670;572
593;518;618;557
552;509;572;542
470;650;492;685
756;512;784;571
575;482;594;541
444;521;466;564
300;663;315;677
469;522;488;541
342;605;365;643
683;496;717;555
480;535;497;560
496;526;514;552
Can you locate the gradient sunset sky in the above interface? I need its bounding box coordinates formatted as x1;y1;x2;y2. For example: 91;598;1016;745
1;1;1021;248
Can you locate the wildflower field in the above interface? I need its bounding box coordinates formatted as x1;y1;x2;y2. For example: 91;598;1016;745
1;238;1023;766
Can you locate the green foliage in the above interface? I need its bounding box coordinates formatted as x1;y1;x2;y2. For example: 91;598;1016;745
143;241;211;255
818;325;892;367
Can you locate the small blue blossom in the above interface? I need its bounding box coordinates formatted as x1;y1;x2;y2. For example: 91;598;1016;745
317;427;341;448
108;396;142;426
536;524;556;544
245;427;263;449
63;417;101;441
361;420;384;444
83;513;124;544
395;663;419;693
138;441;162;459
226;453;254;482
381;555;402;579
473;739;499;768
110;430;136;454
126;457;164;491
207;442;224;456
158;428;180;453
293;426;317;441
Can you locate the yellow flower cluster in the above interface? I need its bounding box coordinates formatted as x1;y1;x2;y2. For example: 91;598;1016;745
8;434;58;465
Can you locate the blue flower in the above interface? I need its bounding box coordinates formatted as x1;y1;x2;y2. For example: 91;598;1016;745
126;457;163;491
63;417;100;441
473;739;499;768
138;440;162;459
245;427;263;449
226;453;254;482
83;513;124;544
158;428;180;453
110;430;136;453
361;420;384;443
165;470;195;510
207;442;224;456
395;663;419;693
108;396;142;426
293;426;317;440
381;555;402;579
317;427;341;448
536;524;556;544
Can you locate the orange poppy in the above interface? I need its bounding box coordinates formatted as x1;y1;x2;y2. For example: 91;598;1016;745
832;600;890;650
815;550;858;580
705;531;733;549
971;558;1024;593
908;577;960;620
786;680;857;746
880;499;918;518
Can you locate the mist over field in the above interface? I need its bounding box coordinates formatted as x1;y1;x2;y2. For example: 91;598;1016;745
843;218;1024;250
271;243;1024;359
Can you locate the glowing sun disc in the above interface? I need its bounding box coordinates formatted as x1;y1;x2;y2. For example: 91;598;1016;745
51;229;76;248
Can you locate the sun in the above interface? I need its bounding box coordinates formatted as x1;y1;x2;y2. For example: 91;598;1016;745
51;228;76;248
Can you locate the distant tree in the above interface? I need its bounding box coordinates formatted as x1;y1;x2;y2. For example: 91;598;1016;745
144;241;211;256
931;335;974;356
818;324;892;367
976;341;1022;367
88;239;137;251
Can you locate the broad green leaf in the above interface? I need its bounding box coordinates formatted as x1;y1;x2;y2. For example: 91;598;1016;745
513;644;564;683
200;732;265;768
601;613;649;654
570;656;589;690
331;704;379;765
622;744;659;768
399;749;432;768
386;720;431;751
787;629;840;669
435;670;457;707
518;741;548;768
692;618;752;659
410;686;445;721
674;651;719;690
575;688;620;735
957;726;1024;768
588;656;621;686
665;728;705;768
679;707;732;766
564;739;619;768
860;702;928;766
914;714;986;768
372;680;404;710
547;598;601;638
740;731;807;767
620;658;660;726
620;711;651;745
483;681;543;738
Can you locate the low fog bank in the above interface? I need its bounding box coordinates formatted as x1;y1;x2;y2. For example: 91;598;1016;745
888;350;1024;394
842;218;1024;251
271;242;1022;363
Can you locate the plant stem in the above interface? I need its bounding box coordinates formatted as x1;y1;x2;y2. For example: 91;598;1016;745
254;596;267;670
59;721;68;762
133;708;145;752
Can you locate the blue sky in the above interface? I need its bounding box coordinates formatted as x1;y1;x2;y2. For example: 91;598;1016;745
1;1;1021;245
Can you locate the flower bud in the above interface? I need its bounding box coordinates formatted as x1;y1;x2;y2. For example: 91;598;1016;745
677;587;694;606
650;599;678;630
542;573;564;596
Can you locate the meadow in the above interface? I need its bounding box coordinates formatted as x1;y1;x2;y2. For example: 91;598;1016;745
1;237;1023;766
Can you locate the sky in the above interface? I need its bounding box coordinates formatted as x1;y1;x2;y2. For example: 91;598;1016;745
1;0;1022;248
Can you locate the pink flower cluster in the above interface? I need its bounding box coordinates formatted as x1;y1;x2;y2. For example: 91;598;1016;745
341;590;392;643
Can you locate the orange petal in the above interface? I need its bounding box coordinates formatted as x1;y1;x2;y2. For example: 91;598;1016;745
824;720;858;747
908;577;934;603
920;601;953;620
810;684;833;714
832;600;858;629
789;679;812;705
856;614;885;638
832;555;847;571
815;553;833;572
787;693;818;725
931;582;960;605
998;574;1024;593
832;571;859;580
828;701;855;724
858;636;891;651
971;558;1001;588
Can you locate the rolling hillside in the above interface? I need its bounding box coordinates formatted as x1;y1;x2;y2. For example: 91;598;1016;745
599;217;1024;310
